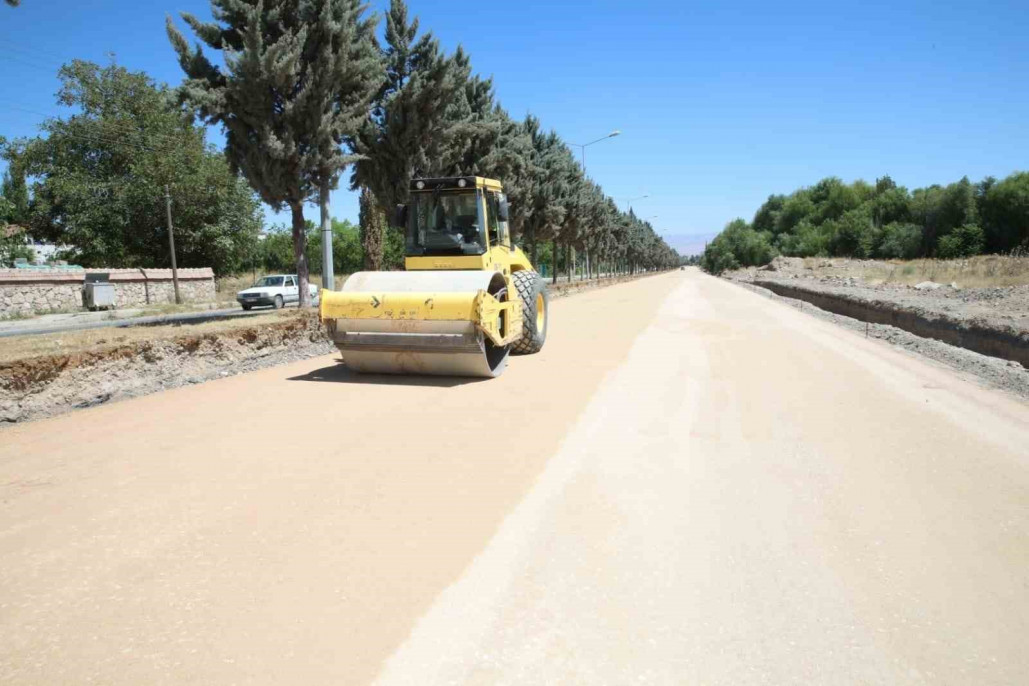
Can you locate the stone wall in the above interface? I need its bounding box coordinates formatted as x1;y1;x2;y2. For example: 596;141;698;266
0;268;216;316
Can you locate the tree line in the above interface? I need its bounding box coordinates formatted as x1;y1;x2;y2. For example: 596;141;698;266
700;172;1029;274
1;0;679;287
165;0;678;303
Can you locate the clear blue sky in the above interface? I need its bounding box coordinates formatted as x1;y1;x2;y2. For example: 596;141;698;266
2;0;1027;250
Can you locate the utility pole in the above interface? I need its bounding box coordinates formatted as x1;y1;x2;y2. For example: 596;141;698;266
321;179;334;294
164;185;182;305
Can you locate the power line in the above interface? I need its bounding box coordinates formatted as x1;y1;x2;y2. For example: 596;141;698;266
0;51;65;75
0;38;82;67
5;122;162;154
5;104;202;149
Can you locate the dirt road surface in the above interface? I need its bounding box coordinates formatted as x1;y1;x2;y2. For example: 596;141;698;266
2;270;1028;684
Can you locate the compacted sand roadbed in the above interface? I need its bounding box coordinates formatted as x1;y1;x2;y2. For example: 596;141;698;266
2;270;1028;684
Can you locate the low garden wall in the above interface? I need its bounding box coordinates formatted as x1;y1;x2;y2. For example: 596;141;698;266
0;268;216;316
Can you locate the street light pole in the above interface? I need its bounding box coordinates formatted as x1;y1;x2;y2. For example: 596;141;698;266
568;130;620;281
624;194;649;212
569;130;621;176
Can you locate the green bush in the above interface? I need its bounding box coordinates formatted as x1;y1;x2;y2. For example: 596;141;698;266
737;171;1029;262
877;223;922;259
937;223;985;258
699;241;739;275
306;219;365;274
829;207;877;257
700;219;776;274
0;235;35;267
258;230;296;273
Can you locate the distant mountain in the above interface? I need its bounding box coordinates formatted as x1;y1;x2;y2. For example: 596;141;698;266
660;232;719;257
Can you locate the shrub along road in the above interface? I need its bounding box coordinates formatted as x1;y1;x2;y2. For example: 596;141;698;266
1;270;1027;684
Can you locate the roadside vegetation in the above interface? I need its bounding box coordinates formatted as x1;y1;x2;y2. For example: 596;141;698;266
701;173;1029;275
2;62;264;274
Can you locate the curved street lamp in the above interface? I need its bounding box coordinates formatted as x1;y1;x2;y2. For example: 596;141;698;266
569;130;621;175
624;194;649;211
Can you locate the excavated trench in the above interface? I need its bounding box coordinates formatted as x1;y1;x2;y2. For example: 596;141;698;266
754;279;1029;369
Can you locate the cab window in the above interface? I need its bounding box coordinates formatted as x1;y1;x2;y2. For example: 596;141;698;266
408;191;487;256
486;192;500;246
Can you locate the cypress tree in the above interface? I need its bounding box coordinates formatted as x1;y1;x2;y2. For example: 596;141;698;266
520;116;580;277
349;0;469;268
358;186;383;270
167;0;382;303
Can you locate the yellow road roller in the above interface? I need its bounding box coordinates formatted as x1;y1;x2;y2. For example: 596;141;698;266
319;176;549;377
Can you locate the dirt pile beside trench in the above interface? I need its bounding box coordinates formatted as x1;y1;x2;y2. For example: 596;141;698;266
1;313;333;425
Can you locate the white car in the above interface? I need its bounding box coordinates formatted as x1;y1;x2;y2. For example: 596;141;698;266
237;274;319;310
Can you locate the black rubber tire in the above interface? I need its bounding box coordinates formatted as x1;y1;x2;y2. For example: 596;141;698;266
273;295;284;310
511;270;549;355
242;304;252;311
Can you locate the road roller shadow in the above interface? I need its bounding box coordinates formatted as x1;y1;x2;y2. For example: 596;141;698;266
286;359;488;388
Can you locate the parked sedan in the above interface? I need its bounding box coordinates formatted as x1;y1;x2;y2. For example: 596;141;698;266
236;274;319;310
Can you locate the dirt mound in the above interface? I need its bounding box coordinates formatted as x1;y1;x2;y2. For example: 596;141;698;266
1;313;333;424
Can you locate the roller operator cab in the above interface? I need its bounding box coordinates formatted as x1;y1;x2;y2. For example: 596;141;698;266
319;176;550;378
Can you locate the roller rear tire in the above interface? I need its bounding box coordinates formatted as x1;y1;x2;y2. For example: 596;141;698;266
512;270;548;354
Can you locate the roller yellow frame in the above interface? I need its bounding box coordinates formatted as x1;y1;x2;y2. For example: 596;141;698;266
319;176;549;377
320;289;521;347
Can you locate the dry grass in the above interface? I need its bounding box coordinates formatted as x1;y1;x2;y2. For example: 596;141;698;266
215;274;259;303
861;256;1029;288
0;310;306;365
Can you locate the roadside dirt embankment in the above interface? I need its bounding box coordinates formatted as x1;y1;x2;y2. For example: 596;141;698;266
750;278;1029;369
1;312;333;425
0;271;663;425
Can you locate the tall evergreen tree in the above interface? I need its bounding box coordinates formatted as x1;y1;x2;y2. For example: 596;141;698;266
168;0;382;304
358;186;384;270
518;117;581;280
349;0;476;267
433;74;535;243
520;116;568;271
351;0;455;206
